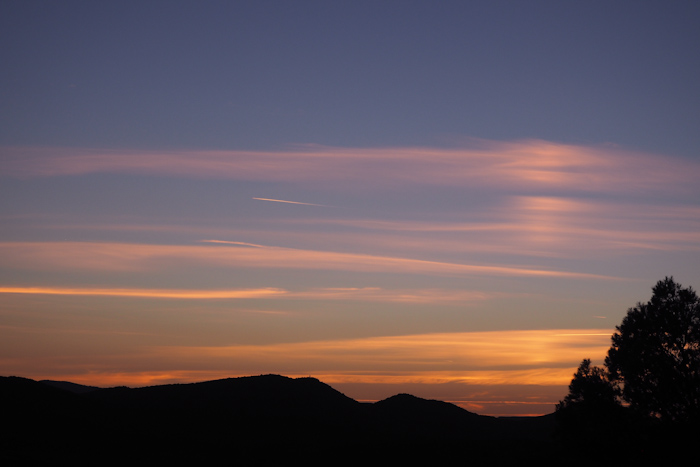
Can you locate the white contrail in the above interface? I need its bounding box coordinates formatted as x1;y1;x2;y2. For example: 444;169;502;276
253;197;328;207
200;240;266;248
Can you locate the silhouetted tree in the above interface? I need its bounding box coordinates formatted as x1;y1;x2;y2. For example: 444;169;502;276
556;359;618;411
555;359;628;456
605;277;700;423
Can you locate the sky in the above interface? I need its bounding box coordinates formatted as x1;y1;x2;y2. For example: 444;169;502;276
1;1;699;416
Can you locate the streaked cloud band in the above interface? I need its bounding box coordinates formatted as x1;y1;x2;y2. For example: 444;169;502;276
3;140;698;196
0;286;285;299
0;285;488;304
0;241;618;279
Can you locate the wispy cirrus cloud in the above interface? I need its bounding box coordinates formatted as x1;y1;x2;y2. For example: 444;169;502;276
0;323;618;415
114;329;614;385
3;328;612;393
294;196;700;255
287;287;489;303
3;140;698;195
0;241;618;279
0;286;285;299
0;285;489;304
33;199;700;262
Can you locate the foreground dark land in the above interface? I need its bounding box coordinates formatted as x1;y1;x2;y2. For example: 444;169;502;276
0;374;693;466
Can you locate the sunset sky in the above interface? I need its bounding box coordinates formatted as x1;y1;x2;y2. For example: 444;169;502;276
2;1;699;416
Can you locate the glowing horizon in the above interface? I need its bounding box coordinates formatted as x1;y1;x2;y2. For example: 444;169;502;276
4;328;613;416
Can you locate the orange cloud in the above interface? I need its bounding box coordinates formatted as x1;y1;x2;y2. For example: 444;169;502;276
1;328;613;416
6;329;612;391
0;285;489;304
0;286;285;299
151;329;613;381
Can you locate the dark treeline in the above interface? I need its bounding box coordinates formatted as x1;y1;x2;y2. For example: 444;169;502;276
2;278;698;466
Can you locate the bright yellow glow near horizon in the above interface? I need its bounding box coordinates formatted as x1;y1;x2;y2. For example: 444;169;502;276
17;329;613;389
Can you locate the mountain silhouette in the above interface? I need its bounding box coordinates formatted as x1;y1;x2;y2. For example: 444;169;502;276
39;379;100;394
82;374;358;414
1;374;557;465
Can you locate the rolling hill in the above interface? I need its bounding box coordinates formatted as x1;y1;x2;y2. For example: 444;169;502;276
1;374;557;465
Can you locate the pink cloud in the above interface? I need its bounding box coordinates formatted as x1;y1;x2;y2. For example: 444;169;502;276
0;240;619;279
3;140;698;195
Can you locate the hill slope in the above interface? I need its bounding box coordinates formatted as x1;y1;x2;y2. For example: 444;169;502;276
0;375;556;465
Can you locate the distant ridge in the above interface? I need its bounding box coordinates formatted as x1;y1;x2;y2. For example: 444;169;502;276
80;374;360;419
40;379;100;394
0;374;557;465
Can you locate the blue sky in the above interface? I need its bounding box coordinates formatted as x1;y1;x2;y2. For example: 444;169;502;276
3;1;699;153
1;1;699;415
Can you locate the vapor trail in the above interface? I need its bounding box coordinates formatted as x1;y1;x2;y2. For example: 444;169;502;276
253;197;328;207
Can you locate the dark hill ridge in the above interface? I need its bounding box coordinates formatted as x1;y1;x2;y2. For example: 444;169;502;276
0;374;557;465
39;379;100;394
371;393;482;438
371;392;554;442
81;374;359;413
374;392;482;421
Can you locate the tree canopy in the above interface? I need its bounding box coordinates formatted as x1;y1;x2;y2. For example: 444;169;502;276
556;359;617;412
605;277;700;422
